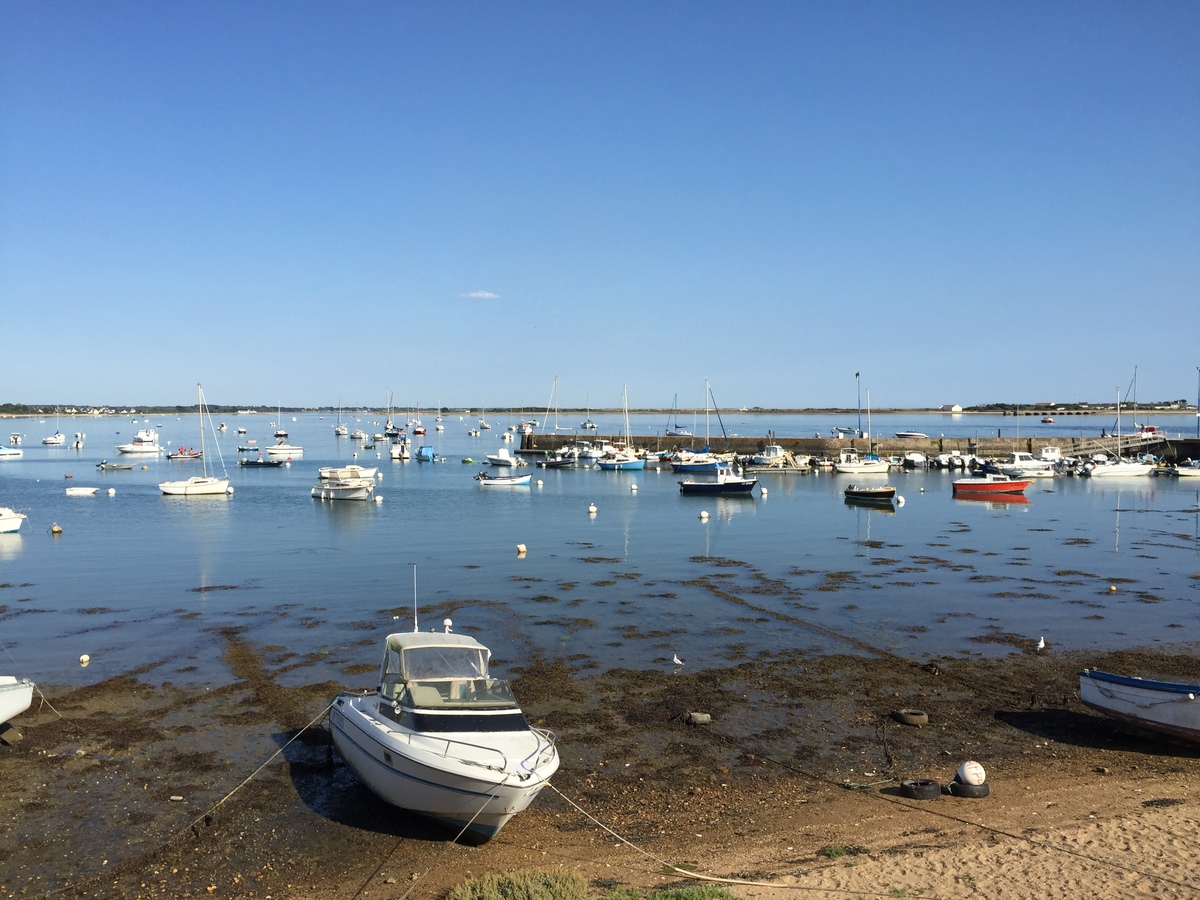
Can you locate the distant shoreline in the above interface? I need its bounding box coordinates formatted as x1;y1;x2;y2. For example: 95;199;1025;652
1;407;1197;418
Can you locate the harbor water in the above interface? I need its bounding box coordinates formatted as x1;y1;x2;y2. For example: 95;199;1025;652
1;411;1198;690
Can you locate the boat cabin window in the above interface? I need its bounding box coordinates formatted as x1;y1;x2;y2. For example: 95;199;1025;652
399;678;520;710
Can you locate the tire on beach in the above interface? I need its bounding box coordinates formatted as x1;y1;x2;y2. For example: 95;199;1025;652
892;709;929;727
948;779;991;798
900;778;941;800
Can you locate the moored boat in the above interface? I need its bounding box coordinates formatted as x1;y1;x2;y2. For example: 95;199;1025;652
65;486;99;497
160;385;233;496
263;441;304;457
894;431;928;439
318;464;378;480
474;471;531;486
951;473;1032;494
1079;669;1200;745
678;464;757;495
843;484;897;503
311;477;375;500
328;621;559;842
834;448;890;475
0;507;27;533
116;428;163;455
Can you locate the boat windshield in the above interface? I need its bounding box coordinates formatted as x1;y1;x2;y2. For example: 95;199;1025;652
402;678;521;710
394;645;488;680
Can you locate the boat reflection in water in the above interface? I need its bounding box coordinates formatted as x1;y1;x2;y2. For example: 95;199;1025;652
952;492;1031;508
844;495;896;514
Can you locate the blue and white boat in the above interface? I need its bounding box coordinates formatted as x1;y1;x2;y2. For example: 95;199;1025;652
1079;669;1200;745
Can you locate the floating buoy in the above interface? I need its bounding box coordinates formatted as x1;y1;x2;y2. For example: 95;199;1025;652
1109;585;1117;592
897;495;905;506
516;544;527;557
588;504;597;515
79;654;90;667
141;465;147;470
107;488;116;496
536;479;543;486
761;487;767;496
374;496;383;503
51;523;62;535
699;510;710;520
919;487;925;493
631;484;638;492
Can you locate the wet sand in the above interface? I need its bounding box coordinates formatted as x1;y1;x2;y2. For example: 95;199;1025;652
3;633;1198;899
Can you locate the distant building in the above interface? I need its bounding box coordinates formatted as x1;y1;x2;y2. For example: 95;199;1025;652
939;404;963;413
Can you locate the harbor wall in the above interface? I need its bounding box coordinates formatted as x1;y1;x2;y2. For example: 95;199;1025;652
521;432;1198;461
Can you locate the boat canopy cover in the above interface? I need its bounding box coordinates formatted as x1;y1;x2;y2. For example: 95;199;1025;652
383;631;491;682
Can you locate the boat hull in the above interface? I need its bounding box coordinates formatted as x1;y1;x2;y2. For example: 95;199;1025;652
678;478;757;494
329;695;558;841
159;477;232;496
0;676;34;724
475;474;531;486
952;478;1031;494
596;457;644;470
1079;669;1200;745
311;479;374;500
0;508;26;534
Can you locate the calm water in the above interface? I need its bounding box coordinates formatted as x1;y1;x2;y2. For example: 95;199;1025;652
2;412;1198;689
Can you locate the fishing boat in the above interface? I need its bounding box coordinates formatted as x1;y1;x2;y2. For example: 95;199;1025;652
843;484;897;503
951;473;1032;494
536;451;576;468
1175;460;1200;478
166;447;203;461
96;460;134;471
160;385;234;496
1079;669;1200;745
311;477;375;501
997;451;1056;478
0;676;34;725
750;444;787;467
328;618;559;842
474;471;531;486
486;447;523;467
678;465;757;495
0;507;27;534
115;428;163;455
8;433;20;446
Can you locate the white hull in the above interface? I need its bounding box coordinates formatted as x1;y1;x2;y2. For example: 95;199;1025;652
1175;464;1200;478
263;443;303;456
65;487;99;497
1087;461;1153;478
318;465;378;480
116;443;162;454
330;694;557;840
159;477;233;496
311;478;374;500
0;507;27;533
0;677;34;725
0;447;23;460
1080;669;1200;744
835;460;890;474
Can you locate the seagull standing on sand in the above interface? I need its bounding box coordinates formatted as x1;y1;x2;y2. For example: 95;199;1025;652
672;653;684;667
1036;636;1045;651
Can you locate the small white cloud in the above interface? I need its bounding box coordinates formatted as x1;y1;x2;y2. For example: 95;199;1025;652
463;290;499;300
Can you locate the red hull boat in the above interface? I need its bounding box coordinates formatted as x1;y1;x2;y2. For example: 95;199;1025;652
952;474;1031;495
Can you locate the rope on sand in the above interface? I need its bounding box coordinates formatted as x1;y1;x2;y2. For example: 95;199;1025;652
544;781;901;898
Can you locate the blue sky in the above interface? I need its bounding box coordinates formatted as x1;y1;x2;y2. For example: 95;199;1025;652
2;2;1197;411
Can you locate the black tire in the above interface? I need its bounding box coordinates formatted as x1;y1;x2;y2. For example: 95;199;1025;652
900;778;942;800
892;709;929;727
949;780;990;798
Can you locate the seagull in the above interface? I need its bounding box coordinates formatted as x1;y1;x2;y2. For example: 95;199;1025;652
1036;636;1045;651
672;653;684;667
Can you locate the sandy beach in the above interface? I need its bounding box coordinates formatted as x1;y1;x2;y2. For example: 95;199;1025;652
2;639;1198;899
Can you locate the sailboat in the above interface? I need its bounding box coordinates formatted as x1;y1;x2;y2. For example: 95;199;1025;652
581;395;597;431
596;385;644;470
159;385;233;496
666;394;692;437
542;376;575;433
1085;387;1153;478
273;403;288;439
671;381;722;472
334;399;348;436
42;408;65;445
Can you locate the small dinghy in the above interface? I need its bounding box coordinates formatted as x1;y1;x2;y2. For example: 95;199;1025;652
329;620;559;841
1079;669;1200;745
474;471;531;486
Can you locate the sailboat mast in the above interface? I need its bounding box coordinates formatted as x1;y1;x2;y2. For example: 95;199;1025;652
198;384;207;478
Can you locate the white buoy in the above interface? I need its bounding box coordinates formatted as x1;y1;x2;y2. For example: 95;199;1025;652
761;487;767;496
107;488;116;496
516;543;527;556
588;504;597;515
536;479;543;486
374;496;383;504
897;495;905;506
699;510;710;520
79;654;90;667
631;484;638;492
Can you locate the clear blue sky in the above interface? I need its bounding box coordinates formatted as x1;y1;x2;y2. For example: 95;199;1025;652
2;2;1197;411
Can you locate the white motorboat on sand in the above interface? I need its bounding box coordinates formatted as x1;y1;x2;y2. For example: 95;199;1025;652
1;676;35;725
329;620;559;841
1079;669;1200;745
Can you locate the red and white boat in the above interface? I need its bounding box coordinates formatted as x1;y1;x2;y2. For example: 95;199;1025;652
951;473;1032;495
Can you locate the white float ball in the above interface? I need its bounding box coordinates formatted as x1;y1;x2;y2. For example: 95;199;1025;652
957;760;986;785
79;654;90;667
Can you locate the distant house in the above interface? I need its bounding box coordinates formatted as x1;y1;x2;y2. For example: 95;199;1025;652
939;404;963;413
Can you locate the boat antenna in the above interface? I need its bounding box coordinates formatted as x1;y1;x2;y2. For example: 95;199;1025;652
412;564;419;633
